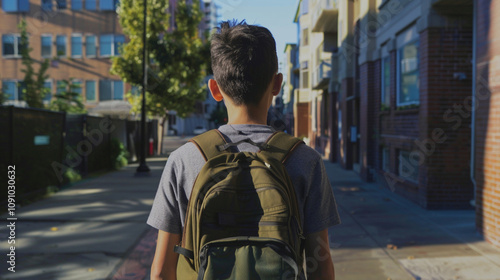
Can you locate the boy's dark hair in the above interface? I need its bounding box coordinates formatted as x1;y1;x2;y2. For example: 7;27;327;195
210;20;278;106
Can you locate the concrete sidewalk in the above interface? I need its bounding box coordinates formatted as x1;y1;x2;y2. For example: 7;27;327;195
0;157;167;280
2;149;500;280
325;160;500;280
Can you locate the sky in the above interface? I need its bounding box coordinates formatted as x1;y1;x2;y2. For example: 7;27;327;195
213;0;299;71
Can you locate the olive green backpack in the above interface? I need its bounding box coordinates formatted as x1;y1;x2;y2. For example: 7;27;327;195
174;129;305;280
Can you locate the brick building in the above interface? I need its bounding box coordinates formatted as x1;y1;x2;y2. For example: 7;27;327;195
0;0;131;115
474;0;500;248
289;0;500;247
0;0;211;123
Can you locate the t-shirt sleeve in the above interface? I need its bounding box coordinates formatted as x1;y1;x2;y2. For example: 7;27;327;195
146;154;183;234
303;157;341;234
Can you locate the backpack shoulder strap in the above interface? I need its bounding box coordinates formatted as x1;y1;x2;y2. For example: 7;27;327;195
260;131;304;164
189;129;228;161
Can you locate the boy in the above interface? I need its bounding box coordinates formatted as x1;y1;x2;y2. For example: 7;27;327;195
147;20;340;279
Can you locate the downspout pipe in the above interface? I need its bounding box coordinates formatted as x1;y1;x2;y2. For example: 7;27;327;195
470;0;477;207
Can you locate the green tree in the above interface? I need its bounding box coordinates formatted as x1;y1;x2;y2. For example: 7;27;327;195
18;19;50;108
49;79;86;113
112;0;210;123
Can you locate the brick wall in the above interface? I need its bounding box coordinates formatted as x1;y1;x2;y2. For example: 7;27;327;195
359;61;377;181
338;78;354;169
377;49;422;205
475;0;500;247
419;25;473;209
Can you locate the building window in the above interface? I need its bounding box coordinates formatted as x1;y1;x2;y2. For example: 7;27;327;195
72;80;82;96
2;81;17;100
99;80;123;100
56;35;66;57
2;34;22;58
41;35;52;58
99;34;125;57
397;40;419;106
382;147;390;172
2;0;29;12
71;0;82;10
100;0;119;11
41;0;52;10
381;56;391;108
56;0;67;9
56;81;65;95
85;35;96;57
301;71;309;89
113;80;123;99
85;0;96;10
114;35;125;55
85;80;97;102
43;80;52;101
71;34;82;57
302;28;309;46
398;150;419;183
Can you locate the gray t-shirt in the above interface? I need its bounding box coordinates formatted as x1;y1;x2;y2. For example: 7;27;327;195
147;124;340;235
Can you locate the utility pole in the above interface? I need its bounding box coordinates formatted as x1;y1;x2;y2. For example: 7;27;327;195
136;0;150;175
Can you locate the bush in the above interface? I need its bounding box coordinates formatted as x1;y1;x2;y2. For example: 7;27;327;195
110;138;129;170
64;168;82;183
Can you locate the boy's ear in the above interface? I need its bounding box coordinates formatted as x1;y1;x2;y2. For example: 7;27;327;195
272;73;283;96
208;79;224;102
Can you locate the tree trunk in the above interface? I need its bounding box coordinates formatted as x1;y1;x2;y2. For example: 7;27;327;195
157;114;168;155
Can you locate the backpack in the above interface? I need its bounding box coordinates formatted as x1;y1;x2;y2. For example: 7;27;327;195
174;129;306;280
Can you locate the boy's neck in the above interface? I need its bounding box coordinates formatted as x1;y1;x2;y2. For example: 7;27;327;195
226;104;268;125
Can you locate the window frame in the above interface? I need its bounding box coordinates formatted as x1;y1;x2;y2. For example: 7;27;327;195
71;33;83;58
100;0;118;11
71;0;82;10
85;80;97;102
56;35;67;57
99;79;124;101
99;34;125;57
2;0;29;12
56;0;67;9
2;34;22;58
396;39;420;107
41;0;53;10
85;0;96;10
43;79;53;102
72;79;83;96
41;34;52;58
2;80;19;101
85;35;97;57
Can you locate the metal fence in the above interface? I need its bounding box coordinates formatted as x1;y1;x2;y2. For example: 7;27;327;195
0;106;157;206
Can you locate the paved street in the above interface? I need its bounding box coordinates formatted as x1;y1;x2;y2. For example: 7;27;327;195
1;136;500;280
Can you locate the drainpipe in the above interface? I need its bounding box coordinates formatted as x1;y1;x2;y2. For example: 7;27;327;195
470;0;477;207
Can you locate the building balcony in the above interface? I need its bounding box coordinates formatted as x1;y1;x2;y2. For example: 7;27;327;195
312;59;331;90
311;0;339;33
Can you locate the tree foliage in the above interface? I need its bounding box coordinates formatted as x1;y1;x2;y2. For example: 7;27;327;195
18;19;50;108
112;0;210;119
48;79;86;113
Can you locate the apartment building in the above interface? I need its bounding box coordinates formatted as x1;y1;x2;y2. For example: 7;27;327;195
0;0;131;115
293;0;336;151
292;0;500;247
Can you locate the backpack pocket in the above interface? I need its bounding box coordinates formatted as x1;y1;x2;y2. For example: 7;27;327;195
198;237;300;280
